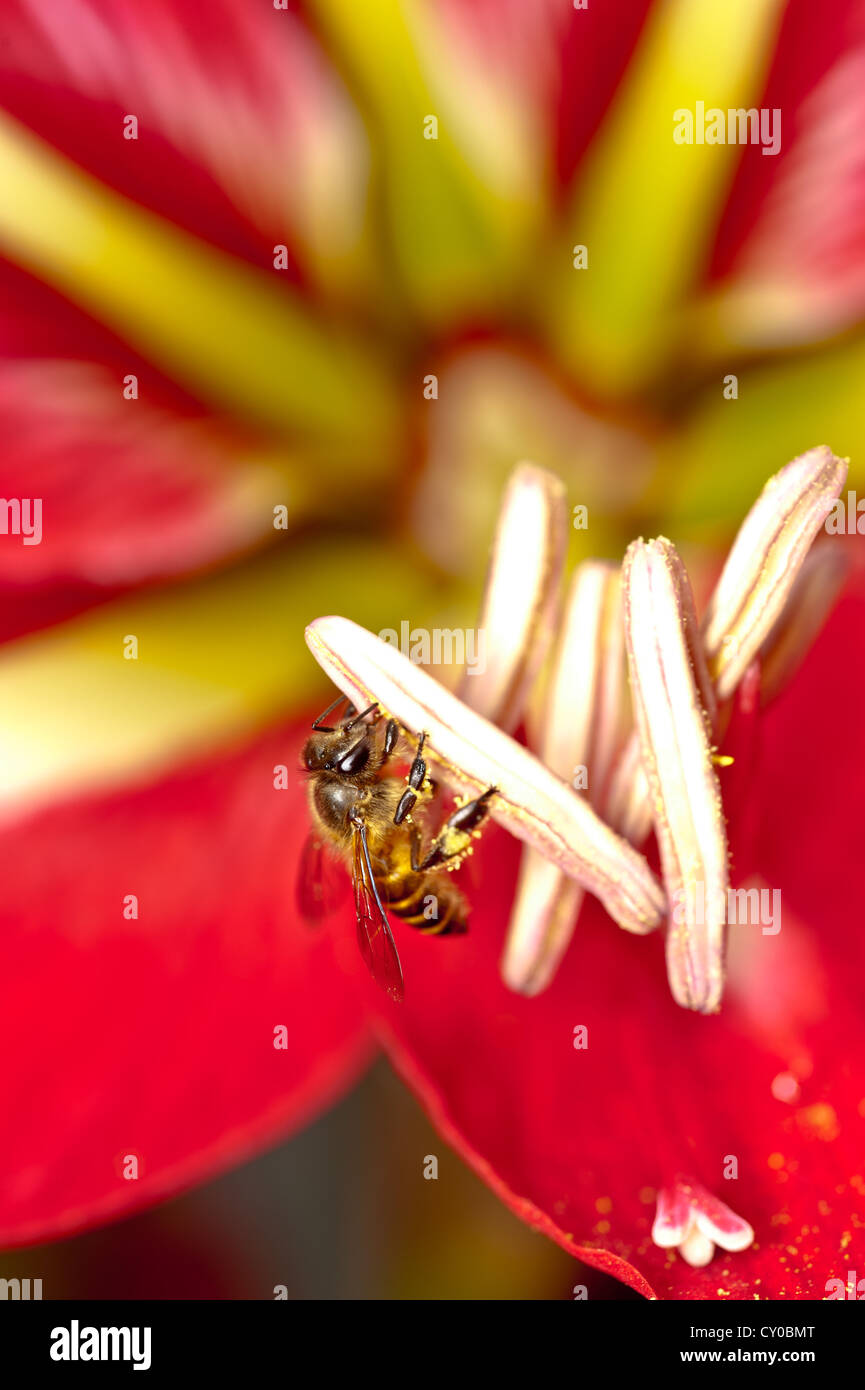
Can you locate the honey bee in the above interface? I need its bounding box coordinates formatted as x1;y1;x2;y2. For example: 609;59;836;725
298;693;496;1002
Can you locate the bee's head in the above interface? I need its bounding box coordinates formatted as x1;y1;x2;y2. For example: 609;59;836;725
302;728;373;776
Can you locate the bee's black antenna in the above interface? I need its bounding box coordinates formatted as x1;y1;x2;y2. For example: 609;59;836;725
343;702;378;731
311;694;350;731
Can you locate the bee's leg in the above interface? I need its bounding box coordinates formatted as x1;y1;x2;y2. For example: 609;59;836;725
408;825;426;874
382;718;400;759
393;732;429;825
409;787;497;870
381;719;436;771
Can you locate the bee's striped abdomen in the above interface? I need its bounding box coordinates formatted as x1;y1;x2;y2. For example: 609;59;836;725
379;867;467;936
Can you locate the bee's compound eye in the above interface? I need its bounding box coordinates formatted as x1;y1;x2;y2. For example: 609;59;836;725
302;737;330;771
335;739;370;776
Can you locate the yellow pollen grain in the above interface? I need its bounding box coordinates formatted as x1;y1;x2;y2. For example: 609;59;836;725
796;1102;840;1142
768;1152;785;1170
596;1196;613;1214
639;1186;656;1205
596;1220;611;1235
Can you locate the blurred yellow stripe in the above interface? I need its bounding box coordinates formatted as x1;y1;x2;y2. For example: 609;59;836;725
661;335;865;534
312;0;541;326
0;114;399;470
0;540;447;819
545;0;784;398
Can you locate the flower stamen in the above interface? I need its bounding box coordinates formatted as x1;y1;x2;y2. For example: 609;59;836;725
623;538;727;1013
652;1179;755;1268
459;462;567;732
607;448;848;846
702;446;848;701
503;561;634;996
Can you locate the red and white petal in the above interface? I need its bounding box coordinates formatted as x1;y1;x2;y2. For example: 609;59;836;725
0;0;369;283
651;1184;692;1249
0;355;286;594
707;0;865;347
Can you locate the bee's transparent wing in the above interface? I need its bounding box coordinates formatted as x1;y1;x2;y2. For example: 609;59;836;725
352;820;404;1002
296;834;348;923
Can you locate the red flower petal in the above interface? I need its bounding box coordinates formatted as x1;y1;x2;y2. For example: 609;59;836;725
755;544;865;983
0;723;373;1247
5;582;862;1298
554;0;654;188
